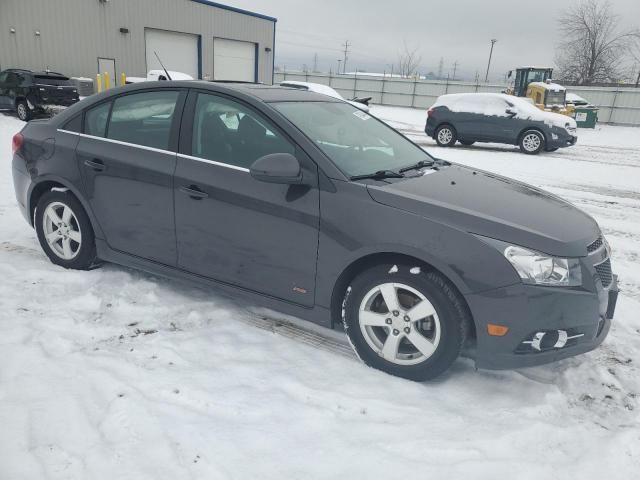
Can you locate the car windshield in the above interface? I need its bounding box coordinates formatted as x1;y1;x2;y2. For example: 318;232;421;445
273;101;432;177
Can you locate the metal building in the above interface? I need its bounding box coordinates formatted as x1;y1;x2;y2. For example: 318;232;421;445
0;0;277;83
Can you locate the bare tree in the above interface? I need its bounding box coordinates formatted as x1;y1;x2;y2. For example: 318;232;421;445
630;34;640;87
555;0;636;84
397;42;422;78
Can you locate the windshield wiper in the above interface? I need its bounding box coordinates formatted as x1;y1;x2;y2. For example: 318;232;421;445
398;160;435;173
350;169;405;181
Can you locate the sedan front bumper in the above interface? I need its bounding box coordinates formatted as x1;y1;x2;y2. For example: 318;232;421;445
464;272;617;371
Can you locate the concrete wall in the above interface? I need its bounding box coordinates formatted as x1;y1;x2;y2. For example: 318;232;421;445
275;72;640;127
0;0;276;83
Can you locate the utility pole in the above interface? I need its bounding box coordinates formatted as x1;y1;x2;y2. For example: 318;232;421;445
336;59;342;75
484;38;497;83
342;40;351;74
452;60;459;81
437;57;444;79
312;52;318;73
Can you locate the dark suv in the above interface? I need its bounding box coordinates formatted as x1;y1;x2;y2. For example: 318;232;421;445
425;93;577;154
11;82;617;381
0;69;80;121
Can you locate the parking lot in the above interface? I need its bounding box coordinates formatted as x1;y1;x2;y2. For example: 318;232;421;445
1;109;639;478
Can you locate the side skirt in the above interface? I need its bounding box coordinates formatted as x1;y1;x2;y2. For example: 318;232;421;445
95;239;332;328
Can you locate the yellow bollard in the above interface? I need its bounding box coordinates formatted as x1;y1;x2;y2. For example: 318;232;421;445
96;74;102;93
121;72;127;86
104;71;111;90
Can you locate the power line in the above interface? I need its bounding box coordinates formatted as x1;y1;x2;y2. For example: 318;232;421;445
342;40;351;74
485;38;497;83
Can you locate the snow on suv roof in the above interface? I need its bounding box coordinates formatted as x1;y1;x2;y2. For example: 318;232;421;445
432;93;576;129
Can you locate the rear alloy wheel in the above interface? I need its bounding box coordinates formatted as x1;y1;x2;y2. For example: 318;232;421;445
519;130;544;154
343;264;469;381
35;191;98;270
16;100;31;121
435;125;457;147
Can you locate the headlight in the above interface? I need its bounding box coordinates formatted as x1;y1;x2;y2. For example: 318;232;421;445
503;245;582;286
477;236;582;287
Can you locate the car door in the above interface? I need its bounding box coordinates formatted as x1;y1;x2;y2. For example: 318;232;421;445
76;89;186;265
450;96;486;141
174;90;320;306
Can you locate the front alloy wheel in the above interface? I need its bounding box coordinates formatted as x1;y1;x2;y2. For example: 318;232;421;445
16;101;31;121
359;283;441;365
520;130;544;154
343;264;469;381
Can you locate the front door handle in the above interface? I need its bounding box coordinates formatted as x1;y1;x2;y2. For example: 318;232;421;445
179;185;209;200
84;158;105;171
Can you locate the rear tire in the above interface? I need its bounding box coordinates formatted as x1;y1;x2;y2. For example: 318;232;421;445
519;130;544;155
35;191;98;270
435;125;457;147
342;263;469;381
16;100;31;121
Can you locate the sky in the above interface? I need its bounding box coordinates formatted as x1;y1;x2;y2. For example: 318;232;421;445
224;0;640;81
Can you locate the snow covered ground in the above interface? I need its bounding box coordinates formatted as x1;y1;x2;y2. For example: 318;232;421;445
1;109;639;479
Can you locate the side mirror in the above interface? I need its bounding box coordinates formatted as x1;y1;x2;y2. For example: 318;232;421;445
505;107;517;117
250;153;303;184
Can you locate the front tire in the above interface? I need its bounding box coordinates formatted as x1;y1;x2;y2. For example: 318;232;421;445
343;264;469;381
16;100;31;121
435;125;457;147
35;191;98;270
519;130;544;154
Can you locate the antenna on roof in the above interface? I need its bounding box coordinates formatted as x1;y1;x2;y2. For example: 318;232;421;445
154;52;172;81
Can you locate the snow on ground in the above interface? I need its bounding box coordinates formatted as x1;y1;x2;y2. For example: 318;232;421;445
1;109;640;479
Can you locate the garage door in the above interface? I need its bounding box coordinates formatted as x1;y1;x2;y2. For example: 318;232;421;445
145;29;199;79
213;38;256;82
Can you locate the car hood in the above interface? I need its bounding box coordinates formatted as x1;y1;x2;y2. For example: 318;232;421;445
366;164;599;257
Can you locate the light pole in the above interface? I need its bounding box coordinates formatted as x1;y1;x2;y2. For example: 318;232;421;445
484;38;497;83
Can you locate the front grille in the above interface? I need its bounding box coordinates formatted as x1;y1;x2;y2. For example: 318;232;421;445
587;236;603;253
594;258;612;288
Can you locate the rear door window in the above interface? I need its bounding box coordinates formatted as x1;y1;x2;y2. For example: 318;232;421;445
85;102;111;137
107;90;179;150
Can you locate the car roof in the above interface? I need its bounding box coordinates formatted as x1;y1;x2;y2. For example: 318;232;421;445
51;80;342;126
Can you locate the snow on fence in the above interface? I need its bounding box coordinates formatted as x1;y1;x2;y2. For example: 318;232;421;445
274;72;640;127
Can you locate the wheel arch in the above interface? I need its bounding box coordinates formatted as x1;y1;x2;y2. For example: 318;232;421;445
329;251;476;340
28;176;104;239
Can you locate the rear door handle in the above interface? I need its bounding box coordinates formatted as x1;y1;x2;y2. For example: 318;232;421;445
84;158;105;171
179;185;209;200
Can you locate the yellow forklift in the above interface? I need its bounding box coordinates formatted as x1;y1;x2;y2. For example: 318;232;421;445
506;67;575;117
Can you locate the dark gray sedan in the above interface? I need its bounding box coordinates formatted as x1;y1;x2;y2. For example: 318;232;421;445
425;93;577;154
11;82;616;381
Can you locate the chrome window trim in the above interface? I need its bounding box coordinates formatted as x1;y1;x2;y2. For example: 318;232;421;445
57;129;174;155
57;129;250;172
177;153;250;173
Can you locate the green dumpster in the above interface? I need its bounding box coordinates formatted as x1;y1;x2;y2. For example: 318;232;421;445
574;107;598;128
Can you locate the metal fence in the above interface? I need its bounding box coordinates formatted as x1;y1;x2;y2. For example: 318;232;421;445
274;71;640;127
